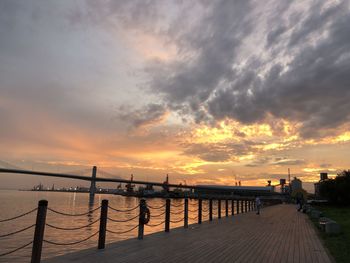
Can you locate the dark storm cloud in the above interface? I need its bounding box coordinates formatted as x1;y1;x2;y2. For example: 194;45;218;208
288;1;346;48
145;0;253;108
209;2;350;137
271;159;306;166
246;157;306;167
117;104;167;129
144;0;350;139
245;157;271;167
266;25;287;47
320;163;332;168
183;140;258;162
83;0;163;30
2;0;350;151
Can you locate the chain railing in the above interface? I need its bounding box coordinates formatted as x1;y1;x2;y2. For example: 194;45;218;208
108;205;139;213
147;203;166;210
47;206;100;216
146;220;166;227
0;241;33;257
107;214;139;223
170;209;185;214
43;231;99;246
0;207;37;258
45;218;99;231
106;225;138;235
0;224;35;238
0;197;264;262
150;211;166;218
188;215;199;221
0;207;37;222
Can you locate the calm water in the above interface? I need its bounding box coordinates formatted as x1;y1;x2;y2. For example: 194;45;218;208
0;190;232;262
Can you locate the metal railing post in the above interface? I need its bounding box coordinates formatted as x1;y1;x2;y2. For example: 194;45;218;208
218;200;221;219
209;199;213;221
231;199;234;216
198;199;202;224
184;198;188;228
165;199;170;232
98;199;108;249
138;199;146;240
31;200;48;263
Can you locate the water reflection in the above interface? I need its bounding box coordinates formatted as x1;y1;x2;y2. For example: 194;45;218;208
1;191;233;263
88;194;95;208
87;198;95;225
124;196;136;208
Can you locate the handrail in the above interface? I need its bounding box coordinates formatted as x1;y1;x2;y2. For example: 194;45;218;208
148;204;166;210
47;206;100;216
0;241;33;257
151;211;166;217
107;214;139;223
0;208;37;223
44;231;99;246
146;221;165;227
106;225;138;235
108;205;139;213
45;218;99;231
0;224;35;238
0;197;271;261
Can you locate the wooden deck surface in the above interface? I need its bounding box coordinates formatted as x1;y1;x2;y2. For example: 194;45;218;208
44;204;333;263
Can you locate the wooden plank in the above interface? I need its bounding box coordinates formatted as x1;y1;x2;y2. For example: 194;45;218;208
43;204;333;263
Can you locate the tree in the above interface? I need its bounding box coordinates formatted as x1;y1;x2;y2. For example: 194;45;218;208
291;188;307;201
319;170;350;205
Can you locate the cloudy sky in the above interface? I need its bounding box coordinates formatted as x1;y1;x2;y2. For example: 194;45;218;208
1;0;350;192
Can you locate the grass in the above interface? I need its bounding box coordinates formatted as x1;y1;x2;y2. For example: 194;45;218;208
312;205;350;263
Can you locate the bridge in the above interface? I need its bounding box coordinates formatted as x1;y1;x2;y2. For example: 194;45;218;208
0;166;211;196
0;166;280;200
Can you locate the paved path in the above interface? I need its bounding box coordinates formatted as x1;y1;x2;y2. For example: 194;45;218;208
44;204;333;263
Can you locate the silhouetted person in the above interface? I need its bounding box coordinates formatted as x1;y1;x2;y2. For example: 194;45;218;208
255;196;261;215
296;192;304;211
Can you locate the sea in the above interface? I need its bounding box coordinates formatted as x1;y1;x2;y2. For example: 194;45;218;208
0;190;220;263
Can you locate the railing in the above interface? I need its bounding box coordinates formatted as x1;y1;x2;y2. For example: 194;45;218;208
0;197;278;262
0;207;37;258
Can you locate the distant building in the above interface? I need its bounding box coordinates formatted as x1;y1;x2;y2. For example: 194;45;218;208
291;177;302;192
284;185;290;193
194;185;275;197
320;172;328;181
314;173;328;199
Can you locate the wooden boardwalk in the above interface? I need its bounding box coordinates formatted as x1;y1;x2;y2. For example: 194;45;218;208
44;204;333;263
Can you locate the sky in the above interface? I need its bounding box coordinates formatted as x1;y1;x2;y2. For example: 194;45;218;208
1;0;350;192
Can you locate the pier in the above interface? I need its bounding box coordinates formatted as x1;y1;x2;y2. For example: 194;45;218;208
0;166;333;262
43;204;332;263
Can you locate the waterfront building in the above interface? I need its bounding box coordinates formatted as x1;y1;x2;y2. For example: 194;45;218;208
291;177;302;192
314;172;328;199
194;185;275;197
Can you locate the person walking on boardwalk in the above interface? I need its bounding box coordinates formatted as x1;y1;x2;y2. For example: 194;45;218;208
295;192;304;212
255;196;261;215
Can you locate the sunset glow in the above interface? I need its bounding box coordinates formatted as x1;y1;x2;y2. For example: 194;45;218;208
1;0;350;193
